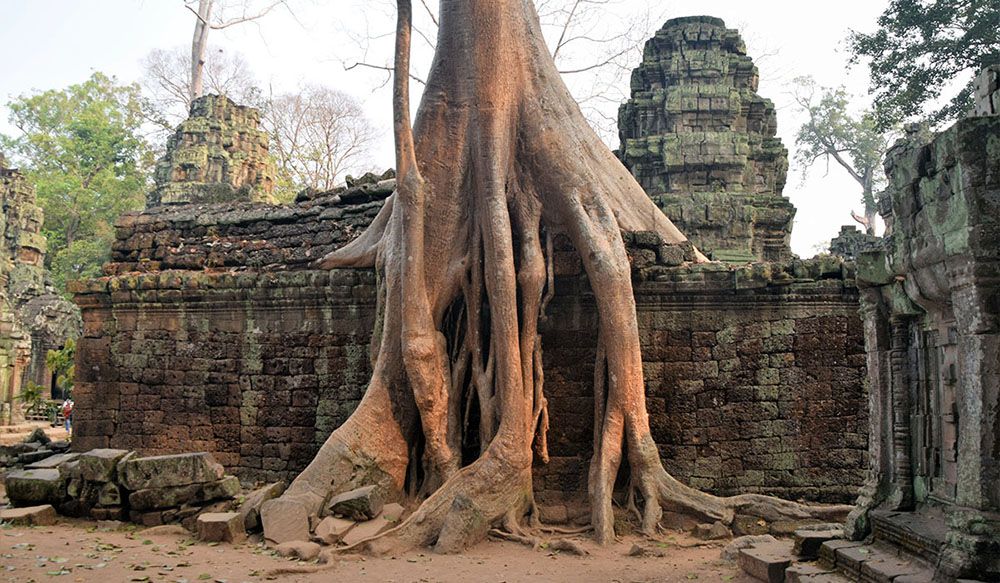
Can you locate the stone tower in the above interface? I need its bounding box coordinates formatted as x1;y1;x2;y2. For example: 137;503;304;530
148;94;276;207
0;154;80;421
618;16;795;263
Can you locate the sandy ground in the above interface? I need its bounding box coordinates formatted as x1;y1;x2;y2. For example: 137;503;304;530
0;518;755;583
0;423;69;446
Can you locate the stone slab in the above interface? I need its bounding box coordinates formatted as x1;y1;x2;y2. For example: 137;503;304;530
261;498;310;544
197;511;246;543
18;449;54;465
326;485;383;521
119;452;225;490
340;515;394;547
25;452;79;470
4;468;66;504
129;475;240;511
737;541;794;583
859;553;928;583
78;449;130;482
313;516;355;544
785;563;846;583
722;535;779;561
818;539;863;568
238;481;285;532
0;504;57;526
793;528;843;560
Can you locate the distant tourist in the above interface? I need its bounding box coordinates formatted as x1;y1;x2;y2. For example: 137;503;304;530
61;399;73;433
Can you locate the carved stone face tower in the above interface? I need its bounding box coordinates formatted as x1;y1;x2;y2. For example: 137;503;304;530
618;16;795;263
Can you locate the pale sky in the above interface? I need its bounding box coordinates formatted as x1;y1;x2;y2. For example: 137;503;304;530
0;0;891;257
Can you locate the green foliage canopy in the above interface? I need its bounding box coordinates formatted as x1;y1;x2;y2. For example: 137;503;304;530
1;72;151;292
849;0;1000;129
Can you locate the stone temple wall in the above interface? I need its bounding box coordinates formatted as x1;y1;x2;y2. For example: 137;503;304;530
618;16;795;263
847;67;1000;579
0;154;80;417
72;176;868;520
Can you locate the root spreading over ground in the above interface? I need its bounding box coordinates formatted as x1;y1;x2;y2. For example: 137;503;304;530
263;0;852;554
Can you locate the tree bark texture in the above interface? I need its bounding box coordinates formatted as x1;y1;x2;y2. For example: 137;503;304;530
264;0;852;553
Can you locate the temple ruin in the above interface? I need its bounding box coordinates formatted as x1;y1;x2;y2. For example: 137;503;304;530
619;16;795;263
0;154;81;422
71;93;867;528
148;94;276;207
837;66;1000;580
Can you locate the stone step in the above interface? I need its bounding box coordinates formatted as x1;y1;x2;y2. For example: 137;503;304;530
822;541;934;583
786;562;851;583
793;527;844;560
738;540;795;583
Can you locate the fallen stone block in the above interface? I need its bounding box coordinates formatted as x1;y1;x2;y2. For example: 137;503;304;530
261;498;310;544
25;452;79;470
90;506;126;521
98;482;126;507
326;485;383;520
238;481;285;532
129;475;241;511
120;452;225;490
276;540;321;560
785;563;842;583
0;504;57;526
24;427;51;445
737;541;794;583
381;503;406;523
197;511;247;543
79;449;131;482
695;521;733;540
341;515;394;547
59;459;81;480
49;440;71;453
18;449;54;465
722;534;778;561
313;516;356;544
5;468;66;505
793;527;844;560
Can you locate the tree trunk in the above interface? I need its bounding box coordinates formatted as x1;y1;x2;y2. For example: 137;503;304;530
264;0;851;553
190;0;213;105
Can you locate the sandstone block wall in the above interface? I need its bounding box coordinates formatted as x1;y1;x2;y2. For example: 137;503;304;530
73;256;866;507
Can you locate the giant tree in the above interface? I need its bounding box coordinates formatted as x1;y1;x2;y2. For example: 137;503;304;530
263;0;849;553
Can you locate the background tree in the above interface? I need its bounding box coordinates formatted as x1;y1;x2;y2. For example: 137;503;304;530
793;77;892;235
265;85;378;197
141;45;264;133
46;339;76;401
1;73;151;293
263;0;849;555
183;0;290;103
849;0;1000;129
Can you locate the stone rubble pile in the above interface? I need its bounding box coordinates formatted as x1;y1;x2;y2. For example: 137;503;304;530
2;449;243;530
261;485;408;553
0;427;71;469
